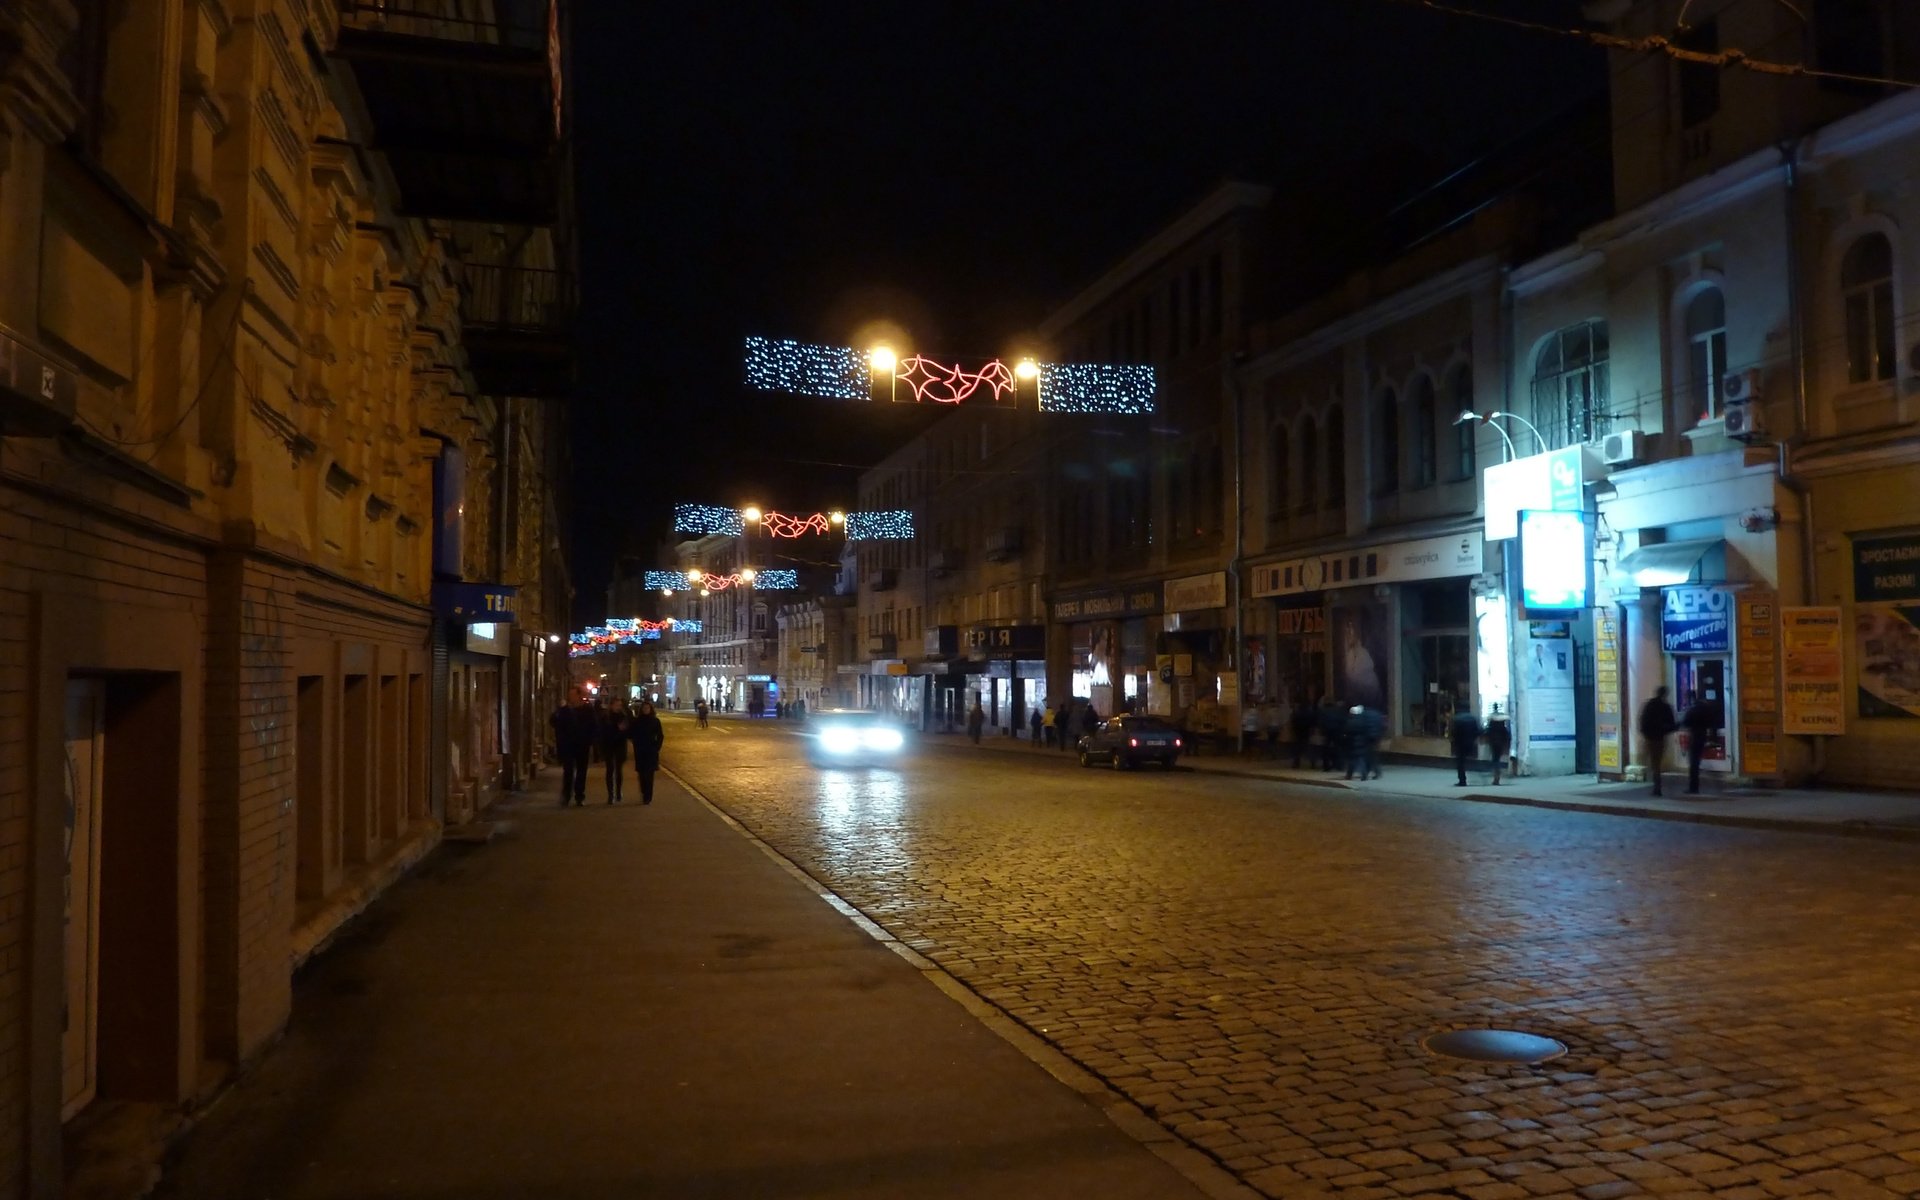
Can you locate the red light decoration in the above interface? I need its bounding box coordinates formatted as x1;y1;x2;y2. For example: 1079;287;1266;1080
759;510;832;538
894;356;1016;406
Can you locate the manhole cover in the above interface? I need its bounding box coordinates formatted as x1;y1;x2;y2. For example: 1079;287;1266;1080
1422;1029;1567;1064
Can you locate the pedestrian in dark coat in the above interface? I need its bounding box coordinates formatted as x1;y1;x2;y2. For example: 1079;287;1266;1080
1681;693;1718;795
1448;706;1483;786
966;700;986;744
1028;706;1043;746
1484;703;1512;784
550;693;594;807
628;699;665;805
1317;696;1345;773
599;704;630;803
1639;686;1678;796
1289;696;1315;768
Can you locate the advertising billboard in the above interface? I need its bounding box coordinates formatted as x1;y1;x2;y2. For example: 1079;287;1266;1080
1518;509;1591;612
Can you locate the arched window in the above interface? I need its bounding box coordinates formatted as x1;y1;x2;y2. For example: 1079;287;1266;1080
1683;287;1727;424
1268;421;1291;518
1449;366;1475;479
1410;375;1437;488
1842;233;1896;384
1299;415;1320;512
1373;387;1400;496
1530;322;1609;448
1326;407;1346;507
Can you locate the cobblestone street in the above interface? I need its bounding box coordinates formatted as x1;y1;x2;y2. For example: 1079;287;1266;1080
671;716;1920;1200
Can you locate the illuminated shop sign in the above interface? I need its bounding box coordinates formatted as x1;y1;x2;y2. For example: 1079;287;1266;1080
1518;509;1591;611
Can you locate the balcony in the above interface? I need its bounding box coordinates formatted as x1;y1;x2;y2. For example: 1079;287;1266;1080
869;568;898;592
461;264;576;397
333;1;565;224
867;633;896;656
985;526;1024;562
927;548;963;578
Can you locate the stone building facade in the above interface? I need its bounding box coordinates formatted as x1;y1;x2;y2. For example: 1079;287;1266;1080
0;1;574;1191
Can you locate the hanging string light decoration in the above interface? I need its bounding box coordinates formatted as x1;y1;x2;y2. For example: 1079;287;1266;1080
744;337;869;400
757;510;833;538
1038;364;1157;414
644;570;687;590
754;569;798;589
567;616;702;656
894;356;1018;406
674;503;746;536
846;509;915;540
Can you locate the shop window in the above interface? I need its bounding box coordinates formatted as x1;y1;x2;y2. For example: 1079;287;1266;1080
1373;387;1400;496
1410;374;1437;488
1530;321;1609;448
1682;286;1728;424
1400;580;1472;738
1449;366;1475;479
1326;407;1346;507
1841;232;1896;384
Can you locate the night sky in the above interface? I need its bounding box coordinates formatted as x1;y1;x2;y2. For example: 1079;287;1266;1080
567;1;1606;624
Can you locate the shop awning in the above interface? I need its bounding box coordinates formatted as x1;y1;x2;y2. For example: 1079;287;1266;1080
1615;538;1721;589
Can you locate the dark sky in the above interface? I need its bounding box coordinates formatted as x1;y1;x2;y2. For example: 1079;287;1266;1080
567;1;1606;623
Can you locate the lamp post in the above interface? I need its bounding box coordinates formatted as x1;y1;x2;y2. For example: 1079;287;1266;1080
1454;409;1516;462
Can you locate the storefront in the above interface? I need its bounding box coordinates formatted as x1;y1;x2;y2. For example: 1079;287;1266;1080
1252;530;1484;756
967;623;1046;731
1049;582;1162;721
1160;571;1231;728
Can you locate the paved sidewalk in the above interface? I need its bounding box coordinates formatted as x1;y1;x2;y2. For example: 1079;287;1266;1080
927;726;1920;841
157;772;1235;1200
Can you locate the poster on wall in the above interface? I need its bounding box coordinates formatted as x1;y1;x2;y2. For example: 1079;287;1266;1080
1781;606;1845;734
1853;532;1920;719
1735;592;1780;778
1244;636;1267;701
1522;621;1575;690
1329;599;1390;711
1595;608;1622;772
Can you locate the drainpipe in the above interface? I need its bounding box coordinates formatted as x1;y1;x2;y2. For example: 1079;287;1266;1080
1777;138;1824;783
1227;351;1248;754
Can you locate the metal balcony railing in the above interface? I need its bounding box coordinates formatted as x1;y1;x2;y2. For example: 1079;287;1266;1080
338;0;556;54
462;265;575;335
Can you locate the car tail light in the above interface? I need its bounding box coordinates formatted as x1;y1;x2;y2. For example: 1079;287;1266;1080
1129;737;1139;747
1174;738;1182;748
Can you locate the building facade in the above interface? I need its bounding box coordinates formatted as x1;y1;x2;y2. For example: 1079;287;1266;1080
0;1;574;1191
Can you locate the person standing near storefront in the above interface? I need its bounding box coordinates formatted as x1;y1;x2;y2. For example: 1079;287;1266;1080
1639;686;1677;797
550;690;593;807
966;699;985;744
1681;692;1717;795
629;699;665;805
1028;705;1043;746
599;703;630;803
1484;703;1512;785
1289;694;1315;769
1449;705;1483;786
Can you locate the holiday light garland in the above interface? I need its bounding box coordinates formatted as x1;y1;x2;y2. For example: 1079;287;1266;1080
684;568;800;591
846;509;914;540
645;570;687;590
1038;364;1157;414
895;356;1017;406
674;503;746;536
568;616;703;656
744;337;868;400
758;510;833;538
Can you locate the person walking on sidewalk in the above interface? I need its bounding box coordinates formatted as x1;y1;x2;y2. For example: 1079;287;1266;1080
599;703;630;803
694;698;708;728
1288;694;1314;768
1318;695;1345;773
1639;685;1677;796
1028;705;1043;746
1681;691;1718;795
629;698;665;804
1484;703;1512;784
550;690;594;807
966;699;986;745
1449;705;1483;787
1344;704;1384;781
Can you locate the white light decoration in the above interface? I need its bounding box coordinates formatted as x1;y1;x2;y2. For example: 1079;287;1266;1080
1037;363;1157;414
744;337;869;400
674;503;745;536
644;570;686;590
846;509;915;540
755;569;798;589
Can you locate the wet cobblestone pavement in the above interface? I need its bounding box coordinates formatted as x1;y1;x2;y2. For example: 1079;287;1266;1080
669;718;1920;1200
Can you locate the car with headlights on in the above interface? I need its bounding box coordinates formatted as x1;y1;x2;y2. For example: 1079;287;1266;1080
806;708;907;766
1077;713;1183;770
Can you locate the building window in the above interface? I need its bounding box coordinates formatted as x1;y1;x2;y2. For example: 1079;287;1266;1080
1400;581;1472;738
1410;375;1437;488
1842;232;1896;384
1198;441;1223;536
1449;366;1475;479
1683;286;1728;424
1530;321;1609;448
1675;19;1720;129
1299;416;1320;512
1373;387;1400;496
1326;407;1346;507
1269;421;1292;518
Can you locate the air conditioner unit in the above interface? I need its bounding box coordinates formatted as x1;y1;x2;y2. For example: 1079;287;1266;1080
1722;369;1762;405
1600;429;1646;466
1723;399;1767;441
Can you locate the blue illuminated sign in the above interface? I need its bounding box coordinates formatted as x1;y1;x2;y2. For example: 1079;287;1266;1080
1519;509;1591;611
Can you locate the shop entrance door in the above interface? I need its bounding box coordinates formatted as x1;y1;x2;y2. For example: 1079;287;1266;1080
63;679;105;1118
1675;656;1730;771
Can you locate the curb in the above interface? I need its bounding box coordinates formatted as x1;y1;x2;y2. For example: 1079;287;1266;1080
661;764;1264;1200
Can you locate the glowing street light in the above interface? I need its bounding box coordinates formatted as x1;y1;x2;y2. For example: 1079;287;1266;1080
829;510;845;525
1014;358;1039;380
686;568;703;584
740;567;757;582
867;345;897;373
742;505;762;523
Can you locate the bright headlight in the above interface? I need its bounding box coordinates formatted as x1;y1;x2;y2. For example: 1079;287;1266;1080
820;728;861;753
861;727;904;752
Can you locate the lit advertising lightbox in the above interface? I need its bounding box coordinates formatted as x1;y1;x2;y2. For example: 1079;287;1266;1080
1519;509;1591;612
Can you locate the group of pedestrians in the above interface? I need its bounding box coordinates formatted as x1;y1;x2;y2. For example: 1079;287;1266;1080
1638;685;1720;796
549;691;664;807
1446;703;1515;786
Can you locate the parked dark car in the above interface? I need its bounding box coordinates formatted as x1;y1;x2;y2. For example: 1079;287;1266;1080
1077;714;1183;770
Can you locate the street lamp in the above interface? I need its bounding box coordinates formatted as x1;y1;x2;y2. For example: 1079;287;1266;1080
1456;409;1549;459
1454;409;1516;462
829;510;845;525
867;345;896;372
742;506;762;523
1013;358;1039;380
686;568;703;584
740;567;756;583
